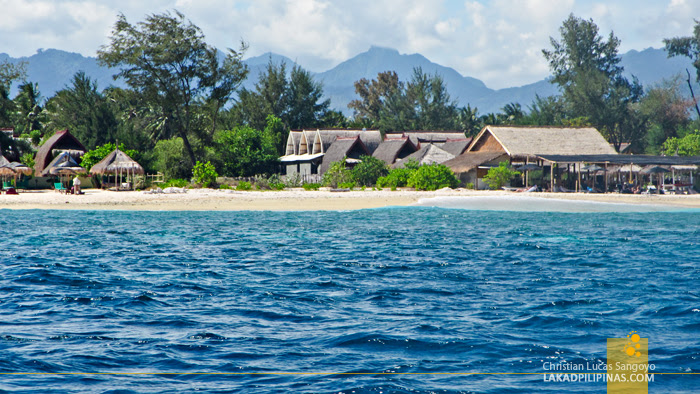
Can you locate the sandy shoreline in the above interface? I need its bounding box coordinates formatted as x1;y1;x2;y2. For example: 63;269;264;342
1;188;699;211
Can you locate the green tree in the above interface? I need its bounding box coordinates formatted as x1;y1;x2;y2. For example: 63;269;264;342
152;137;191;179
348;71;401;126
525;95;566;126
543;14;643;151
351;155;388;186
81;142;139;171
235;59;288;131
284;65;330;129
43;72;118;149
638;77;692;152
214;126;279;177
97;10;248;166
483;161;520;190
13;81;43;135
662;129;700;156
664;20;700;84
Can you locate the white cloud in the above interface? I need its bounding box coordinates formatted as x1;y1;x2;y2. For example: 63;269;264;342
1;0;699;89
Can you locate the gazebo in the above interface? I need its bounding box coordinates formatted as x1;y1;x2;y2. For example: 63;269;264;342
89;149;144;190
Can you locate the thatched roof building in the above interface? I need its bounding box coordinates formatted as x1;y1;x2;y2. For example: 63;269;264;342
284;131;303;155
386;131;467;146
371;137;417;165
41;151;84;176
440;138;472;156
467;126;616;159
443;151;508;174
0;154;10;167
90;149;144;175
392;144;455;168
311;129;382;155
34;129;86;175
319;136;370;174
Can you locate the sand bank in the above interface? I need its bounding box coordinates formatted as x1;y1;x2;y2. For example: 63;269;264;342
1;188;699;211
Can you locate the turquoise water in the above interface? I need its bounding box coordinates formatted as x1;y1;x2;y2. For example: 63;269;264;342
1;207;699;393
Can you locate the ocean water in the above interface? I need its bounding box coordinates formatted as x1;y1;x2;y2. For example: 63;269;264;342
1;205;699;393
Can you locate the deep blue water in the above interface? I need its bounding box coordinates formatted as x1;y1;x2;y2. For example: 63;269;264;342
0;207;699;393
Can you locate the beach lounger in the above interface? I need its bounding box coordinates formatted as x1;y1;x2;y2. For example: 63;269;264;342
54;182;68;193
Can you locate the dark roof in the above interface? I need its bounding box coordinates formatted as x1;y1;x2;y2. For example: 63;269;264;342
442;151;508;173
320;137;369;174
372;138;417;165
34;130;86;174
391;144;455;168
90;149;144;175
313;129;382;155
41;151;84;176
537;154;700;166
387;131;467;145
440;138;472;156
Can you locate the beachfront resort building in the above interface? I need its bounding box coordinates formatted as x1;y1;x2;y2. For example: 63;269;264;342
444;126;617;189
34;129;87;176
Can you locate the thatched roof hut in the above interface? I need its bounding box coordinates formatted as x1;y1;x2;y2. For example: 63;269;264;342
90;149;144;175
298;130;319;155
41;151;85;176
319;136;370;174
371;137;417;165
392;144;455;168
34;129;86;175
467;126;617;159
312;129;382;155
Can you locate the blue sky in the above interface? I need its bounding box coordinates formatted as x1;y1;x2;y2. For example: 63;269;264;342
1;0;698;89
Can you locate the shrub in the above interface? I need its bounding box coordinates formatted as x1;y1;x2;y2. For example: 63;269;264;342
407;163;459;191
302;183;321;191
214;126;279;177
351;155;388;186
322;159;354;188
339;181;356;189
162;178;189;188
284;173;302;188
465;182;475;190
267;174;285;190
483;161;520;190
192;161;218;188
236;181;252;191
376;168;414;189
219;184;232;190
153;138;191;180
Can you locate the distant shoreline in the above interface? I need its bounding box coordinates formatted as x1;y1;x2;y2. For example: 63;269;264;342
1;189;699;211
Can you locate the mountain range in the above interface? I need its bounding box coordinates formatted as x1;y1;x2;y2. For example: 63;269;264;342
1;46;697;115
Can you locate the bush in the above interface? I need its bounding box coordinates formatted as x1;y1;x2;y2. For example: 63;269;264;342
192;161;218;188
214;126;279;177
303;183;321;191
483;161;520;190
153;138;191;180
162;178;189;188
322;159;354;188
236;181;252;191
376;168;414;189
219;184;232;190
338;181;356;189
351;155;388;186
284;173;302;188
407;163;459;191
465;182;475;190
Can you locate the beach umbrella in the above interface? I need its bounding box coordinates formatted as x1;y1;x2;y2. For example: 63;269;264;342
641;166;670;175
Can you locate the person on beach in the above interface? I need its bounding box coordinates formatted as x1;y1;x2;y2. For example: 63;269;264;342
73;175;81;194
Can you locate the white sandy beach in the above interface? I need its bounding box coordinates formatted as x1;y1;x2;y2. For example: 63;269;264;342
1;188;699;211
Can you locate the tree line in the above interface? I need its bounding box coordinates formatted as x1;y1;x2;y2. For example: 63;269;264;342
1;11;700;182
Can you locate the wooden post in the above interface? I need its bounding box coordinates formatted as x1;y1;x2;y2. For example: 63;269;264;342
578;162;582;192
604;162;608;193
550;163;554;192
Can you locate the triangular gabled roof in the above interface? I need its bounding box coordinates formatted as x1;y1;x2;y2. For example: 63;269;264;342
34;129;87;174
320;136;370;174
467;126;617;158
372;137;418;165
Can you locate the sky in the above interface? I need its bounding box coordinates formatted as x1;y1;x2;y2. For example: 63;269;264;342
1;0;699;89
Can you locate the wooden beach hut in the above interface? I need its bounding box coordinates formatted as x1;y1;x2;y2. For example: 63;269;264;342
442;151;509;189
371;137;417;166
319;136;370;174
89;148;144;190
